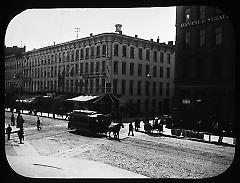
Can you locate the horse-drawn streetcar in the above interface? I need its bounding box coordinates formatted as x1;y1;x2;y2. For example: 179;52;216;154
68;110;111;135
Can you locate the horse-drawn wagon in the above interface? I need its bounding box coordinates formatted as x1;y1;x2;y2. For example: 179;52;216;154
143;117;163;134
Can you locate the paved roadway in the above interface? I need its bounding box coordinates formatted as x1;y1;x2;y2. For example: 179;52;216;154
5;111;235;178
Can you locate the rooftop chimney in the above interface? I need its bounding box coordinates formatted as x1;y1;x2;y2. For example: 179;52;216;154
90;33;93;36
157;36;159;43
115;24;122;34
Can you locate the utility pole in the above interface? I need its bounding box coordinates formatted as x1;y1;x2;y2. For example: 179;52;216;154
75;28;80;39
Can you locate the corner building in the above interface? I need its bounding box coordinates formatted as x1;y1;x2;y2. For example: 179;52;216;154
5;32;175;116
174;6;235;132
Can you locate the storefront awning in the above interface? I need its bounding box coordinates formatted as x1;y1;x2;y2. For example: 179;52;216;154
66;95;99;102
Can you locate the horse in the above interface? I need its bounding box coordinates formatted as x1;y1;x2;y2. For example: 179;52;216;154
107;123;124;140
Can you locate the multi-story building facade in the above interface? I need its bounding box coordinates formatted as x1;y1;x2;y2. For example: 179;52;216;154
5;30;175;116
173;6;235;132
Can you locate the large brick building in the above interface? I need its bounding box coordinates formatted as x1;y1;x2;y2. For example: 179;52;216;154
173;6;235;133
5;27;175;116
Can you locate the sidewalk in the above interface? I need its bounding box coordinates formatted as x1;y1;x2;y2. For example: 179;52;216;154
135;120;236;147
6;139;148;178
5;108;69;120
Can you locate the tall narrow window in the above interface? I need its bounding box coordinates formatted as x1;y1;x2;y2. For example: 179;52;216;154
160;66;163;78
96;61;99;73
80;48;84;59
101;78;105;93
138;48;142;60
114;61;118;74
137;81;141;96
85;79;88;93
138;64;142;76
91;46;94;58
96;45;100;57
71;50;74;61
159;82;163;96
75;64;78;75
167;53;171;64
121;80;126;95
199;6;205;19
160;52;163;63
90;79;93;93
122;45;127;57
145;65;150;76
166;83;170;96
80;63;83;75
152;81;156;96
102;45;106;56
102;61;106;73
129;80;134;96
200;29;206;47
85;63;88;73
75;49;79;60
130;63;134;76
96;79;99;94
153;66;157;77
90;62;94;74
185;31;191;45
216;27;223;45
114;44;119;56
167;67;170;78
153;51;157;62
130;47;134;59
146;49;150;61
67;50;70;61
113;79;118;94
145;81;150;96
122;62;126;75
85;47;89;59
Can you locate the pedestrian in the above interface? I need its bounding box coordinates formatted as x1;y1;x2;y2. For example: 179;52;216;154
134;119;138;131
128;122;134;136
20;115;24;129
16;112;21;128
18;128;24;144
11;112;15;126
37;116;41;130
20;126;24;141
6;124;12;140
218;122;224;144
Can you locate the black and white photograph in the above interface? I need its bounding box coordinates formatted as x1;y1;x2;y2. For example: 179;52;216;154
4;6;236;179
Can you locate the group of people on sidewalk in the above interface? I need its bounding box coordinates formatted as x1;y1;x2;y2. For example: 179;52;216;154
6;112;42;144
6;112;25;143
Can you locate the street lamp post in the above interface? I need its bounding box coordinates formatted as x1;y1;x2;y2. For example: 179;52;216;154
146;72;152;120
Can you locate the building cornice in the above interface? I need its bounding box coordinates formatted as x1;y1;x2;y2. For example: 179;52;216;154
25;32;175;55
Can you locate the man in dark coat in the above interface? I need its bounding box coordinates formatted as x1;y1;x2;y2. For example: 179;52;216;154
128;122;134;136
37;116;41;130
18;128;24;144
11;112;15;126
6;124;12;140
16;113;21;128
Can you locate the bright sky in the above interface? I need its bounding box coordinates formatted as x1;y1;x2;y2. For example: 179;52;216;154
5;7;176;52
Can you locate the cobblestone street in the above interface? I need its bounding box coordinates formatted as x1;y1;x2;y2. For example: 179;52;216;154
5;111;235;178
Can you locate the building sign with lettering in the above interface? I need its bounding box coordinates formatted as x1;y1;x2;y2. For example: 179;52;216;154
82;73;106;78
177;14;228;28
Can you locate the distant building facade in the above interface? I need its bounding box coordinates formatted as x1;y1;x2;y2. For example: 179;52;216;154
173;6;235;131
5;31;175;116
